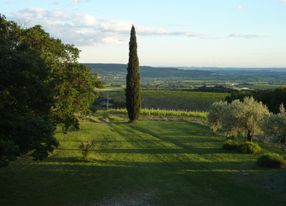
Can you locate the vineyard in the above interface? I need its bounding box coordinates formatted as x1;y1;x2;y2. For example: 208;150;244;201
104;108;207;119
95;89;228;111
142;90;228;111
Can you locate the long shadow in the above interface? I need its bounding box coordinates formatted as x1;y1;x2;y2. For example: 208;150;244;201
105;122;227;159
108;122;167;150
56;147;225;155
2;159;284;206
128;124;205;151
40;157;261;172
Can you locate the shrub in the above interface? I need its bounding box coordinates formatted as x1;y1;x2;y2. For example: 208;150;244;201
257;153;286;168
222;139;240;151
238;141;262;154
79;141;95;161
0;139;19;167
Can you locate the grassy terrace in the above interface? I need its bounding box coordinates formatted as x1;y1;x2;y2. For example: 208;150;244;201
1;118;286;205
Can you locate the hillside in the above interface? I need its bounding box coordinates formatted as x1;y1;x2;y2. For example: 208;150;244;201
86;63;286;83
1;117;286;206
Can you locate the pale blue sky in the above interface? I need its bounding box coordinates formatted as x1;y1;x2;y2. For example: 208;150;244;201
1;0;286;67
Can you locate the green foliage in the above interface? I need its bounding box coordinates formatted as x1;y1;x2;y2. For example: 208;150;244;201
257;153;286;168
0;15;99;165
208;101;230;134
95;89;227;112
126;26;141;122
238;141;262;154
0;139;19;167
79;141;95;161
222;140;262;154
209;97;269;140
226;87;286;114
262;104;286;144
142;90;228;111
222;139;240;151
231;97;269;141
20;24;100;132
105;108;207;118
51;64;99;132
0;15;58;163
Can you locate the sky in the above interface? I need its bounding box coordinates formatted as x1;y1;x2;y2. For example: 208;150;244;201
1;0;286;67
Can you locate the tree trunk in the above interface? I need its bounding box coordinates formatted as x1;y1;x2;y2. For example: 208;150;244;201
247;129;252;142
280;136;286;145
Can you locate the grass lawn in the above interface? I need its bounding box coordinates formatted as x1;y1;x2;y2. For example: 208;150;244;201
1;117;286;205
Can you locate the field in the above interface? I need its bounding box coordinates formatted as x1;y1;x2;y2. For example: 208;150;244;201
142;90;228;111
95;89;228;111
1;116;286;206
104;108;207;118
89;64;286;90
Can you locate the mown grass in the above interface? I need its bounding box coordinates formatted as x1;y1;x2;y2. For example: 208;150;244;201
0;118;286;206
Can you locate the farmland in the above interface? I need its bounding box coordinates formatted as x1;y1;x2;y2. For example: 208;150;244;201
2;2;286;206
142;90;228;111
94;89;228;111
1;117;286;206
88;64;286;90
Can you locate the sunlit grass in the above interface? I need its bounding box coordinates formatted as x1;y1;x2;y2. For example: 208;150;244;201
0;118;286;206
104;108;208;118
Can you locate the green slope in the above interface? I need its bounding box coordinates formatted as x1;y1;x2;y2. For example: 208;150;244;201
0;119;286;205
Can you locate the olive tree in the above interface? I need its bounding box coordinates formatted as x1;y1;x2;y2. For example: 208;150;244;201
262;104;286;144
208;101;229;135
208;97;269;141
230;97;270;141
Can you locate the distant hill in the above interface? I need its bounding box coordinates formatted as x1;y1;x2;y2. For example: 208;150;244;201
85;63;213;78
85;63;286;83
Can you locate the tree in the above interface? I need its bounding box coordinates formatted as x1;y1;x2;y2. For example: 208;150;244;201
0;15;58;164
262;104;286;145
208;97;269;141
208;101;229;135
0;15;100;165
226;87;286;114
230;97;269;141
21;25;100;132
126;25;140;122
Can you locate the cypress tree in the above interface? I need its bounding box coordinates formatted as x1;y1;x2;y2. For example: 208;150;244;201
126;25;140;122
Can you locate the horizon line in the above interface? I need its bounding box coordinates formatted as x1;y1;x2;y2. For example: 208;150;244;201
82;62;286;69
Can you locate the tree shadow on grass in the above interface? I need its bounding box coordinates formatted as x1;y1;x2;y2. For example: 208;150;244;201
43;156;259;172
2;156;285;206
56;147;225;155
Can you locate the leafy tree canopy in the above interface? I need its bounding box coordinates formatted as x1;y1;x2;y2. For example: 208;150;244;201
0;15;100;165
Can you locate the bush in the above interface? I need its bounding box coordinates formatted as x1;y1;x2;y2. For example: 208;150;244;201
79;141;95;161
222;140;240;151
257;153;286;168
238;141;262;154
0;139;19;167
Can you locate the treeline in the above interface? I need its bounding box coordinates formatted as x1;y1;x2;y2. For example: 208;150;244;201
226;87;286;113
209;97;286;144
0;15;100;166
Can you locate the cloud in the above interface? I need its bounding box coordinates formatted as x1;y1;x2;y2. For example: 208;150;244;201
236;4;244;11
228;34;263;39
280;0;286;4
11;8;202;46
71;0;82;4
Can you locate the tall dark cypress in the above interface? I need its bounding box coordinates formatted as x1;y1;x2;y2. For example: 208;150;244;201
126;25;140;122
